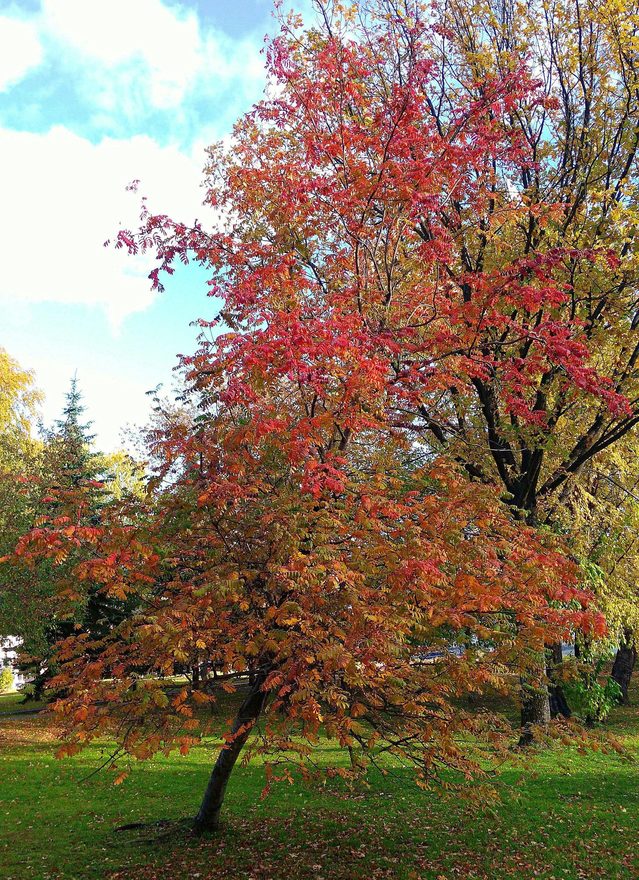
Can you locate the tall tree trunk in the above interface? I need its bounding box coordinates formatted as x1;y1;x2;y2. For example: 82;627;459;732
611;631;636;705
193;672;269;834
517;504;556;737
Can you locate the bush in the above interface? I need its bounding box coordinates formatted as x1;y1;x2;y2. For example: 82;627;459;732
565;659;622;724
0;666;14;694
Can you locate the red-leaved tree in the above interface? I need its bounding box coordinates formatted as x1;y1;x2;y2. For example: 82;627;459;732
12;0;617;831
119;0;637;728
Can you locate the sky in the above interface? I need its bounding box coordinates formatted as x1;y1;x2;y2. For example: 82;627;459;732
0;0;312;450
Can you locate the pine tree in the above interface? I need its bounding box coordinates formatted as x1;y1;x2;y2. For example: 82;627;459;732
48;374;101;498
19;377;132;698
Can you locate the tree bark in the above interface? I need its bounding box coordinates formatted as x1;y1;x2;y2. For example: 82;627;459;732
519;641;571;736
517;505;556;736
548;683;571;719
611;631;636;705
193;672;268;834
519;678;551;747
548;642;571;720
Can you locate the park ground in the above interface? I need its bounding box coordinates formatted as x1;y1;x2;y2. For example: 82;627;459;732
1;688;638;880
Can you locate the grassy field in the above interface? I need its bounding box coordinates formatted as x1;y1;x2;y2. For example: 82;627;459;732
1;688;638;880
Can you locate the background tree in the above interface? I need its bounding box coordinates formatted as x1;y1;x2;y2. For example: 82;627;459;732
0;665;14;694
13;377;137;698
0;347;41;472
557;437;639;702
0;348;43;673
412;0;639;724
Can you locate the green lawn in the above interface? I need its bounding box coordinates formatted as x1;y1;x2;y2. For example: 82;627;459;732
1;690;638;880
0;692;46;714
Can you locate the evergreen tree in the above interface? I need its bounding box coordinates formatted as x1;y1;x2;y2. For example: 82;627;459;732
47;374;101;498
18;377;134;698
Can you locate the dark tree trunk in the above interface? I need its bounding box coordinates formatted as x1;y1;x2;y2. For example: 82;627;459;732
611;631;636;705
548;642;571;720
193;672;269;834
519;679;551;746
548;683;571;719
517;503;556;737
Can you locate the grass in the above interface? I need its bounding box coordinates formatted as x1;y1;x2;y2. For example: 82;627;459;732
0;692;46;714
1;689;638;880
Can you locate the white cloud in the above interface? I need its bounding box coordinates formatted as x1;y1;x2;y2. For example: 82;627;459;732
42;0;199;67
34;0;266;114
0;15;42;92
0;125;214;326
0;1;267;122
41;0;204;110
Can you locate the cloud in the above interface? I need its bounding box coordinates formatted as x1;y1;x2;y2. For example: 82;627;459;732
41;0;204;110
0;3;270;330
0;0;267;125
0;14;42;92
0;125;214;326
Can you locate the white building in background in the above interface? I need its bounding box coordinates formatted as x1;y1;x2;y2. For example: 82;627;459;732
0;636;28;689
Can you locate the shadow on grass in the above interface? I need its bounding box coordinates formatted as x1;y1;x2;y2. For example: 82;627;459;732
2;735;639;880
106;763;639;880
3;679;639;880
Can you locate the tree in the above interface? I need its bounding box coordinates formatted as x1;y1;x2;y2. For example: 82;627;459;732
118;0;639;731
0;347;41;473
14;378;133;699
558;439;639;702
45;374;100;494
414;0;639;725
0;349;43;658
0;666;14;694
20;384;595;833
12;2;612;832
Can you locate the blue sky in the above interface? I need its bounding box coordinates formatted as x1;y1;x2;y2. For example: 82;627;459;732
0;0;310;449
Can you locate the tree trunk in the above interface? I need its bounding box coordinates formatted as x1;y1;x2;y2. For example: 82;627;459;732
193;672;269;834
547;643;571;720
517;505;554;740
548;683;571;719
519;679;551;746
611;631;636;705
519;642;571;741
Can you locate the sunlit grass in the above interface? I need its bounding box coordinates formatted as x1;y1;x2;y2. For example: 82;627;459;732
1;689;638;879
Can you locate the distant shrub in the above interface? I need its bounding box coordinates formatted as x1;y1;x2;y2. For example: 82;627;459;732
0;666;14;694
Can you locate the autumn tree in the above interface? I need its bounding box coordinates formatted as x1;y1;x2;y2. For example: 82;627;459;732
113;0;639;732
7;1;618;832
412;0;639;724
18;379;596;833
0;347;41;473
0;349;43;663
558;439;639;702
